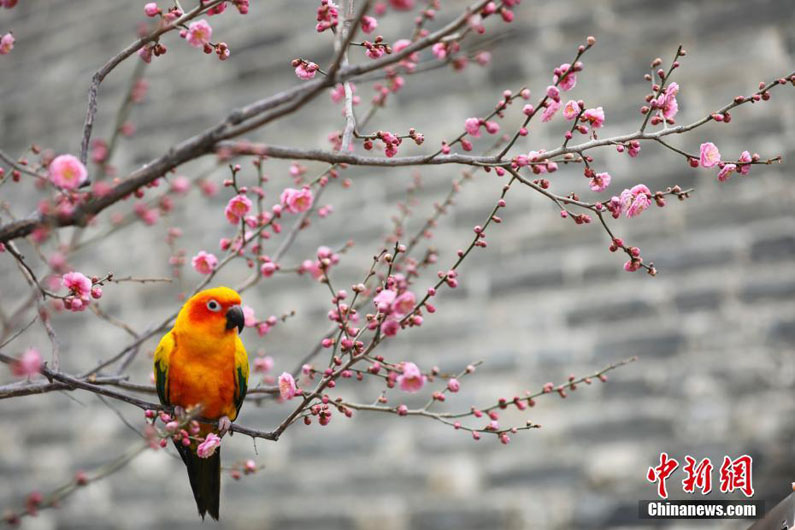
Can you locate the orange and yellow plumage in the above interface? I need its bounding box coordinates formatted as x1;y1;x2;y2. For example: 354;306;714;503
153;286;249;520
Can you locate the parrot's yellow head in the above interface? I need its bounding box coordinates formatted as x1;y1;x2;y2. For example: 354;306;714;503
175;286;244;336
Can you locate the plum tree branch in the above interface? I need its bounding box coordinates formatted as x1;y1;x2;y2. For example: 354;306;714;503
78;0;226;165
0;0;503;246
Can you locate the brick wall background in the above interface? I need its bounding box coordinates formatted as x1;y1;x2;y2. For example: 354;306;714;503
1;0;793;528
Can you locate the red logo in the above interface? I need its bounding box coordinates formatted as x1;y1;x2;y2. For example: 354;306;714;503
682;456;713;495
647;453;754;498
719;455;754;497
647;452;679;499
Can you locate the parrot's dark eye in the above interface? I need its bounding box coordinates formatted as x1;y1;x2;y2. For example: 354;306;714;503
206;300;221;312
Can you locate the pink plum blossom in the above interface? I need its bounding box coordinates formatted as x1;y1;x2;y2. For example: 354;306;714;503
717;163;737;182
475;51;491;66
541;100;561;122
224;194;252;224
589;172;611;192
295;61;318;80
738;151;752;175
49;154;88;189
381;318;400;336
254;322;270;336
260;261;277;277
134;202;159;225
90;140;108;163
361;15;378;34
0;32;14;55
330;83;345;103
546;85;561;102
254;356;274;373
300;259;323;280
554;63;577;91
208;2;227;15
329;82;358;104
392;291;416;317
235;0;249;15
582;107;605;128
11;348;42;378
144;2;160;16
397;362;426;393
389;0;414;9
138;46;153;63
699;142;721;168
278;372;298;400
62;270;93;312
315;0;338;31
186;20;212;48
447;378;460;392
374;289;397;313
620;184;651;218
468;14;485;33
197;433;221;458
624;259;641;272
280;187;314;213
562;100;581;120
464;118;481;137
365;45;384;60
200;180;219;197
661;82;679;119
170;176;191;194
484;121;500;134
63;271;92;299
393;39;411;53
392;38;421;65
431;42;447;60
191;251;218;274
606;196;623;219
317;246;338;263
119;121;135;136
242;306;256;327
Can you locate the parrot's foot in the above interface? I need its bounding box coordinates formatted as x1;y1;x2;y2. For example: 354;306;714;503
218;416;232;437
173;405;186;419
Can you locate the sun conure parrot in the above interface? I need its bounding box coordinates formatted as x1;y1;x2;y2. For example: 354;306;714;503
153;286;249;520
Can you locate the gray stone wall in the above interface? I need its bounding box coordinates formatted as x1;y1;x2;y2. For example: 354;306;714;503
0;0;793;528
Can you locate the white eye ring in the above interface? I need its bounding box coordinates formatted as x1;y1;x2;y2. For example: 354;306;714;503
206;300;221;312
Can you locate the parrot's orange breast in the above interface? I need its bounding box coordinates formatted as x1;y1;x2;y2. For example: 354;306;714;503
167;332;238;420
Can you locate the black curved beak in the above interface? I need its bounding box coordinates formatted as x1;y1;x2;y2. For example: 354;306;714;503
225;305;245;333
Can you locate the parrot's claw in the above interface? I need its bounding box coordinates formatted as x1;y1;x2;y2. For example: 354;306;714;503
218;416;232;437
173;406;186;419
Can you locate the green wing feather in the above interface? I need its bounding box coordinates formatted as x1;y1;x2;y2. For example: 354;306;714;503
153;331;175;406
233;335;249;418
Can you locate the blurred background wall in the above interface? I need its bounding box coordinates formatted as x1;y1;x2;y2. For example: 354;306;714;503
0;0;793;528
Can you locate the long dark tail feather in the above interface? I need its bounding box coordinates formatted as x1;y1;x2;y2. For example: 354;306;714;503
174;442;221;520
